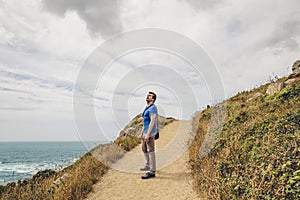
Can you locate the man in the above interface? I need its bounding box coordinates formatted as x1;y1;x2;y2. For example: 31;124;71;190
138;91;158;179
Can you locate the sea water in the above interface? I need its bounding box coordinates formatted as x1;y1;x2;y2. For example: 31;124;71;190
0;141;101;185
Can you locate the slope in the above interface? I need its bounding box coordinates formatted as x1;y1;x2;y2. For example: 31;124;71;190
189;73;300;199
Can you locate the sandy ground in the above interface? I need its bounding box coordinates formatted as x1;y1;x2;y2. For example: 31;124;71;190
86;120;200;200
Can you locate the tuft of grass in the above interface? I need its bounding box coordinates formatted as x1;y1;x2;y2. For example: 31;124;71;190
189;76;300;199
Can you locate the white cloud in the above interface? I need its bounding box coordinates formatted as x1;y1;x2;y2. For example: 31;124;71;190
0;26;14;45
41;0;122;38
1;0;102;59
0;0;104;141
0;0;102;111
1;0;300;141
120;0;300;97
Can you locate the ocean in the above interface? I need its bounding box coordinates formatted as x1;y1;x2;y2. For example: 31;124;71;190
0;141;101;185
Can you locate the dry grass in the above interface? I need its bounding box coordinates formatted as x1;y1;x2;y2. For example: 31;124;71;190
0;153;108;200
189;75;300;199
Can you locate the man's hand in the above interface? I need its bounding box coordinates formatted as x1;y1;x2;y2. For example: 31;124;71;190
139;127;144;140
144;135;150;143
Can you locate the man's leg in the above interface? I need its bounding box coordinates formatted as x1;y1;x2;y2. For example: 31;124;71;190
147;137;156;173
141;139;150;169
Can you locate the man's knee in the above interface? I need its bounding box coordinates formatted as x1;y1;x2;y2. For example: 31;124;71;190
148;147;154;153
142;142;148;153
148;138;155;152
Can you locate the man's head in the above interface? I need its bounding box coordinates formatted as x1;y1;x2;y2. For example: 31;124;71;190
146;91;157;103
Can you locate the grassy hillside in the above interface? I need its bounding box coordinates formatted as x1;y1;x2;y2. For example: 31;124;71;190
189;73;300;199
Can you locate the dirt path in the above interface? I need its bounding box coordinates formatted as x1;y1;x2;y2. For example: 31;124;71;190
86;120;200;200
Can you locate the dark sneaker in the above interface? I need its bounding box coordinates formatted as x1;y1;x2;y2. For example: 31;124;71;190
141;172;155;179
140;166;150;171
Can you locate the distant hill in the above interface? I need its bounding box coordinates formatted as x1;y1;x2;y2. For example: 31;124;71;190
189;62;300;199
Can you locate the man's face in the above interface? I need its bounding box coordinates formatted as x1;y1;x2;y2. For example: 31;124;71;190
146;93;154;103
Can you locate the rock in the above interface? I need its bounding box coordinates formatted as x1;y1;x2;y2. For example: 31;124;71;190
284;78;297;85
288;71;300;79
118;113;176;137
247;92;263;102
266;82;284;95
253;92;263;98
292;60;300;73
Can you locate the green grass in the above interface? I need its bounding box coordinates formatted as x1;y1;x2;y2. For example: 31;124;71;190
189;76;300;199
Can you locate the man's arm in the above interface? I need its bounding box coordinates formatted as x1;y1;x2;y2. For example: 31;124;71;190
138;127;144;139
145;114;157;142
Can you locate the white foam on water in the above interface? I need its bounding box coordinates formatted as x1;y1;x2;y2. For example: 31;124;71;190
0;162;56;175
0;158;82;177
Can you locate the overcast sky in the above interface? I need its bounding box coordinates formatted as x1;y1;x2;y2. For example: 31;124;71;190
0;0;299;141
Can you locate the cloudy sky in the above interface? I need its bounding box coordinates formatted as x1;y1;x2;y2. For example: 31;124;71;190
0;0;299;141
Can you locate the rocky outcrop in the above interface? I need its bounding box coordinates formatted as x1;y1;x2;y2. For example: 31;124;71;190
284;78;297;84
119;114;176;137
265;60;300;95
292;60;300;73
266;82;284;95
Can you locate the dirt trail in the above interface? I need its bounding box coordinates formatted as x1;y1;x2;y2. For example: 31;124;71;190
86;120;200;200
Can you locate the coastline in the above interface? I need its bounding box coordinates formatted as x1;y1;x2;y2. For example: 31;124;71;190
0;141;103;186
0;133;139;199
